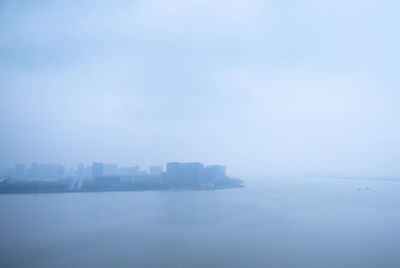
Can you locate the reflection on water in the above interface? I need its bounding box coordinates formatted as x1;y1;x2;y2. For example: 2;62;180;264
1;176;400;268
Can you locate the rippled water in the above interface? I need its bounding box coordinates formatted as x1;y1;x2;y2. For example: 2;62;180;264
1;176;400;268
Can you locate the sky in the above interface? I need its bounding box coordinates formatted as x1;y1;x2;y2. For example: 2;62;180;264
0;0;400;176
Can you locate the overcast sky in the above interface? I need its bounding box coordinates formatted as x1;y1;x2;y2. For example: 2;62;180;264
1;0;399;176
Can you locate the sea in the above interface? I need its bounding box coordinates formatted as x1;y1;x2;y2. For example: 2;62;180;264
1;176;400;268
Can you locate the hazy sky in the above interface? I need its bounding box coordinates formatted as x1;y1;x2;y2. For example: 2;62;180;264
1;0;399;176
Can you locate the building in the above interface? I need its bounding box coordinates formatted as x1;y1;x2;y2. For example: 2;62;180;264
118;166;140;177
77;163;85;177
104;164;118;176
56;165;65;177
92;162;104;177
15;164;25;178
165;162;228;185
203;165;226;181
30;163;40;178
149;165;163;175
95;176;120;187
166;162;204;185
39;164;58;178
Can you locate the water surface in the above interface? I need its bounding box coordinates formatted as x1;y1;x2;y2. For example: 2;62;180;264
1;176;400;268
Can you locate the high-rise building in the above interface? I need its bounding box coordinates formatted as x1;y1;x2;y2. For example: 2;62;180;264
39;164;58;177
30;163;40;178
77;163;85;177
15;164;25;177
118;166;139;176
92;162;104;177
166;162;204;185
104;164;118;176
56;165;65;177
149;165;163;175
203;165;226;182
165;162;228;185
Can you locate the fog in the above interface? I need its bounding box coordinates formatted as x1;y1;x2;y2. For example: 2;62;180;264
1;0;400;176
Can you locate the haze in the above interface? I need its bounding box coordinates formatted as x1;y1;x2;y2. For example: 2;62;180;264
1;0;399;176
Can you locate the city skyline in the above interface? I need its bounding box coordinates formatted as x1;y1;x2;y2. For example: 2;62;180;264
0;161;232;178
0;161;241;193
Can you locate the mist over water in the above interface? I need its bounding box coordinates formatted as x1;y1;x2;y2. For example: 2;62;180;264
1;1;400;267
1;176;399;268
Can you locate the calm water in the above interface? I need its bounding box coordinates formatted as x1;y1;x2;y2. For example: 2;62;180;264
1;176;400;268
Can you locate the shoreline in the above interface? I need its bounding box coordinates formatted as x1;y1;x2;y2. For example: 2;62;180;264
0;183;245;195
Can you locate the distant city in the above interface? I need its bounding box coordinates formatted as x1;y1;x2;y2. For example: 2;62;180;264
0;162;243;193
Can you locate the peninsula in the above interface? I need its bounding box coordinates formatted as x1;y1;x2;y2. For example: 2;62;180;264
0;162;244;193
